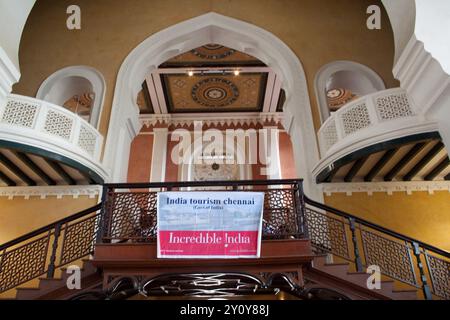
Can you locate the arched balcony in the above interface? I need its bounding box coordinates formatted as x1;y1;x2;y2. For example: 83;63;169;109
0;94;107;186
313;88;446;183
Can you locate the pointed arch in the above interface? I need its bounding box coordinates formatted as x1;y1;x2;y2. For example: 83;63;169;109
104;12;322;200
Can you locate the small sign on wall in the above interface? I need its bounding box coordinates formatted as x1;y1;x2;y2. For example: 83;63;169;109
157;191;264;259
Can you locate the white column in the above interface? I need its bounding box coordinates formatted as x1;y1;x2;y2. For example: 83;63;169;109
150;127;168;182
259;127;281;180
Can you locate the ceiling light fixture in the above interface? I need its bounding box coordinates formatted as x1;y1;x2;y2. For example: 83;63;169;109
185;69;242;76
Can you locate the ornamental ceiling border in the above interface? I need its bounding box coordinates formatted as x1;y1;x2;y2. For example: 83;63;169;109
139;112;284;128
322;181;450;196
0;185;102;199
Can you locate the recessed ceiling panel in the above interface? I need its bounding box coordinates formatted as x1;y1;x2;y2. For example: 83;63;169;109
161;73;268;113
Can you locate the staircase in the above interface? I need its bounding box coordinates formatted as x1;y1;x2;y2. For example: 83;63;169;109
0;179;448;300
14;260;101;300
305;255;418;300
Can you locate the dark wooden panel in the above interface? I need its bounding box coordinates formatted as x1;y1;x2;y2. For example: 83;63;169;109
93;240;313;268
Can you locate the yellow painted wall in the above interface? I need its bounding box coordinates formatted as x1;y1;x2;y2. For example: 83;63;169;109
325;192;450;251
0;196;98;244
13;0;398;138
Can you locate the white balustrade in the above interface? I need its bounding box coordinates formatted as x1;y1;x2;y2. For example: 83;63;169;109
0;94;107;180
318;88;418;156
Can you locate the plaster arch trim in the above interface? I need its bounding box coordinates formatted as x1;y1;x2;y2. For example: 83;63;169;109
314;60;386;123
36;65;106;128
105;12;322;200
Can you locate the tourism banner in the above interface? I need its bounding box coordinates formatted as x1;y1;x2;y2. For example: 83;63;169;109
157;191;264;259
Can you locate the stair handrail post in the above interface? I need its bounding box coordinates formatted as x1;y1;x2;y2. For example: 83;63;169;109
96;184;109;244
348;217;364;272
46;222;62;279
296;179;308;239
412;241;433;300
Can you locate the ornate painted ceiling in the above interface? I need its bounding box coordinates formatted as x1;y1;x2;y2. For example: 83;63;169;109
140;44;282;114
160;44;265;68
161;73;268;113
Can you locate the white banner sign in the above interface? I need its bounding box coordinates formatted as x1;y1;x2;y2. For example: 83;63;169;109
157;191;264;259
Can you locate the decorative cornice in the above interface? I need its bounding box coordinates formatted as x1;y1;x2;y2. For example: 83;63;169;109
140;112;284;128
322;181;450;196
0;185;103;200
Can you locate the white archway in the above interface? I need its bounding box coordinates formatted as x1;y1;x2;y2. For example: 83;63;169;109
315;61;386;123
36;66;106;128
104;12;322;201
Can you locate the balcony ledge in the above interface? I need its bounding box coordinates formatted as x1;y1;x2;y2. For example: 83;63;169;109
313;88;439;182
0;94;108;184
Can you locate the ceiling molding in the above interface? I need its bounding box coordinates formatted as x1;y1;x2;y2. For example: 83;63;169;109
322;181;450;196
0;185;102;200
139;112;284;128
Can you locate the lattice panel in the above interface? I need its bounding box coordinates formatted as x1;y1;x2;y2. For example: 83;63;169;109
43;110;74;140
341;103;371;136
361;230;416;285
304;208;349;258
60;214;100;265
77;125;98;156
321;119;338;151
262;189;299;238
0;236;49;292
263;189;295;209
105;192;158;241
427;254;450;299
1;99;39;128
104;189;301;241
376;93;414;121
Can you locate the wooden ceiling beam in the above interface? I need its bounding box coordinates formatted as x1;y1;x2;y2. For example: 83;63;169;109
424;157;450;181
403;142;444;181
364;149;398;182
344;157;368;182
0;152;36;186
324;168;338;183
384;142;427;181
45;159;76;185
14;152;56;186
0;171;16;186
78;169;96;185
